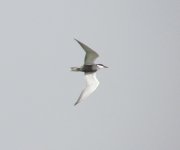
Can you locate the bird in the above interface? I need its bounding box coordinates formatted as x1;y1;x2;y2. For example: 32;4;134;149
71;39;108;105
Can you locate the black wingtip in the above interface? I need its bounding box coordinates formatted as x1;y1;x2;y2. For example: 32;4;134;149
74;38;78;42
74;102;79;106
74;38;82;44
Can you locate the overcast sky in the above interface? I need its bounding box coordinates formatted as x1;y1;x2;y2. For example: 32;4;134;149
0;0;179;150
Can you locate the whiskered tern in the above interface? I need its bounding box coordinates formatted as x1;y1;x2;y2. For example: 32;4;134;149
71;39;108;105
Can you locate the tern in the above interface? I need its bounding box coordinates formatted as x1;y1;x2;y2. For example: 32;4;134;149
71;39;108;105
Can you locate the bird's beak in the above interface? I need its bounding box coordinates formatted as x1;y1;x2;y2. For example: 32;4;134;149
104;66;108;68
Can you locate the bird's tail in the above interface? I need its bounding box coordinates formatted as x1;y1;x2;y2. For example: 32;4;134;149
71;67;81;72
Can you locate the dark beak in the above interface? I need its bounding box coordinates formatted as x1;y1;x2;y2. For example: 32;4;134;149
104;65;108;68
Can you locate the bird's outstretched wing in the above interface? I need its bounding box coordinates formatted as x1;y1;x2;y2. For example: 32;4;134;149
75;39;99;65
74;73;99;105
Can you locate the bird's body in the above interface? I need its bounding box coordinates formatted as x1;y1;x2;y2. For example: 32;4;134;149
71;39;108;105
71;64;98;73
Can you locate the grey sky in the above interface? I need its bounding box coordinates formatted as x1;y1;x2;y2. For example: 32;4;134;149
0;0;179;150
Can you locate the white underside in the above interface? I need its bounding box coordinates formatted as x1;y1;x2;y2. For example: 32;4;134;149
74;73;99;105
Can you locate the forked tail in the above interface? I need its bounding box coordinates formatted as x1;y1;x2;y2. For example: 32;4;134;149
71;67;81;72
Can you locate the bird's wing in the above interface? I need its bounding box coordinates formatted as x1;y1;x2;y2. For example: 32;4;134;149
74;73;99;105
75;39;99;65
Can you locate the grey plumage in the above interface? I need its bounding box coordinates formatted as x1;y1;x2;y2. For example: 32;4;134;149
71;39;107;105
74;39;99;65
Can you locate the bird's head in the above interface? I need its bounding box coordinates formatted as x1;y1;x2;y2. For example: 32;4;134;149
96;64;108;69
